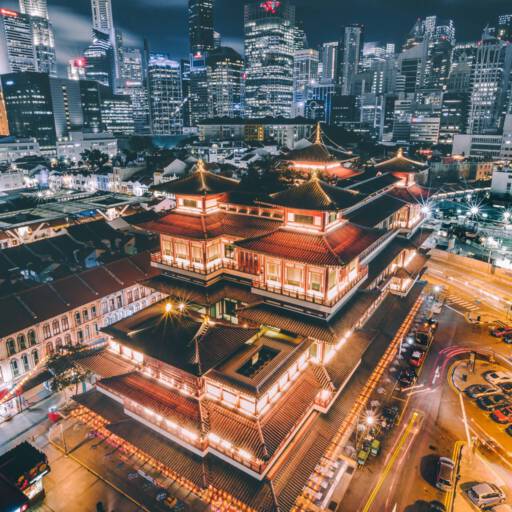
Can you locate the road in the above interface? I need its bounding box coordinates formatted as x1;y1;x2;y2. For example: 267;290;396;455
341;284;512;512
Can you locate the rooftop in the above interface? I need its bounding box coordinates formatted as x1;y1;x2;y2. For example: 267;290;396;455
374;148;428;174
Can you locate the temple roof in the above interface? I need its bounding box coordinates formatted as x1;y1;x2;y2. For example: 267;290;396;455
260;177;364;211
374;148;428;174
345;194;407;228
235;222;386;266
151;160;240;195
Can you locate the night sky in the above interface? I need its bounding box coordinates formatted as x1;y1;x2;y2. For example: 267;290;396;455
5;0;512;70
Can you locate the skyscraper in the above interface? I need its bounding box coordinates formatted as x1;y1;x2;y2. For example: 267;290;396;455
19;0;56;76
91;0;114;37
0;8;36;74
320;41;338;83
84;29;116;89
244;0;296;118
147;54;183;135
468;30;512;134
339;24;364;95
188;0;214;55
206;46;244;118
293;48;319;116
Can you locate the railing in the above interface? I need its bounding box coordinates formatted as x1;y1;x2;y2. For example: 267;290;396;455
252;268;368;307
151;253;239;276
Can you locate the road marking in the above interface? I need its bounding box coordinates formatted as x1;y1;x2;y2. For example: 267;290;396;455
361;411;422;512
432;365;440;385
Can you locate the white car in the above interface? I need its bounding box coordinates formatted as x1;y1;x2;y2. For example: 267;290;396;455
484;371;512;386
467;483;506;508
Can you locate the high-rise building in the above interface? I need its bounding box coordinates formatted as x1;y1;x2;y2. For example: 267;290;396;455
206;46;244;118
19;0;56;76
396;40;428;95
0;8;36;74
468;30;512;135
447;44;477;93
320;41;338;83
339;24;364;95
84;29;116;89
147;54;183;135
497;14;512;42
293;48;319;116
68;57;87;80
121;47;144;82
49;77;84;140
439;91;469;145
100;89;134;135
180;59;192;127
91;0;114;37
189;52;209;125
213;31;221;49
244;0;296;118
79;79;103;132
188;0;214;55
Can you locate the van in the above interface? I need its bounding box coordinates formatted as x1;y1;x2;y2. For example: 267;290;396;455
435;457;455;491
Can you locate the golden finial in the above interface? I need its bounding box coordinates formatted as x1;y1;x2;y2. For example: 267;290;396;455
196;159;206;173
310;169;320;181
397;147;404;158
314;122;322;145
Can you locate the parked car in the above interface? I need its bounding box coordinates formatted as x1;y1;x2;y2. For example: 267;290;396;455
484;371;512;386
398;368;417;388
503;335;512;345
409;349;426;368
415;326;433;346
499;382;512;395
491;405;512;424
435;457;455;491
466;483;505;508
490;325;512;338
506;425;512;437
476;394;508;411
465;384;495;398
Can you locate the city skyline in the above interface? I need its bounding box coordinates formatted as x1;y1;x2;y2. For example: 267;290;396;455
2;0;512;72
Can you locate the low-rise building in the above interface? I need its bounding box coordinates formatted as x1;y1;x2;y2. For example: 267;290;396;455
491;165;512;197
0;137;40;163
56;131;118;163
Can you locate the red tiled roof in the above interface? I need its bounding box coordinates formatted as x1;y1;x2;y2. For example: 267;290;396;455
375;151;428;173
388;184;432;203
235;223;386;266
0;252;158;339
141;211;281;240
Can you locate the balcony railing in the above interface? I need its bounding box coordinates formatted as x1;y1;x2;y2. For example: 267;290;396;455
252;268;368;307
151;253;238;275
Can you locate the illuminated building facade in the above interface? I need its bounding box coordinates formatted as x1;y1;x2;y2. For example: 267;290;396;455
188;0;214;55
0;8;36;74
244;0;296;118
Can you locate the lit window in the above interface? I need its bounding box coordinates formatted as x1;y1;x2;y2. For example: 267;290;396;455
285;266;303;287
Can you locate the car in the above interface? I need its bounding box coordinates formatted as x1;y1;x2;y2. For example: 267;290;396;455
465;384;495;398
466;483;506;508
499;382;512;395
503;335;512;345
398;368;417;388
490;325;512;337
415;326;433;346
491;405;512;424
506;425;512;437
484;371;512;386
476;394;508;411
409;349;426;368
435;457;455;491
428;502;446;512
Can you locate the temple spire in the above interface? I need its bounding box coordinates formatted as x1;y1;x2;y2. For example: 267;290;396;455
397;147;404;158
314;122;322;145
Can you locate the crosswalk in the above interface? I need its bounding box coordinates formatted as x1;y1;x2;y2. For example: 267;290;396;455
445;294;479;312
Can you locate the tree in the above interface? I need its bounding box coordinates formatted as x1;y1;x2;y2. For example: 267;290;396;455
80;149;110;170
47;344;92;396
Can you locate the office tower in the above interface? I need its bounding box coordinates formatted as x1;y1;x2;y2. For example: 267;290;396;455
68;57;87;80
438;91;469;145
320;41;338;83
294;20;307;51
0;9;36;74
310;81;337;123
79;80;103;132
91;0;114;37
49;77;84;140
189;52;209;125
244;0;296;118
119;48;149;134
497;14;512;42
84;29;116;89
339;24;364;95
468;30;512;134
423;18;455;91
188;0;214;55
180;59;192;127
396;39;428;95
213;31;221;48
19;0;56;76
293;48;319;116
100;89;134;134
147;54;183;135
447;44;477;93
206;46;244;118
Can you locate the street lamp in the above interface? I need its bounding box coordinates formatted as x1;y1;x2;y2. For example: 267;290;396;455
469;206;479;216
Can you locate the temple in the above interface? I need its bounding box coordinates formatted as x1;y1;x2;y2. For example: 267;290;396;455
72;147;432;511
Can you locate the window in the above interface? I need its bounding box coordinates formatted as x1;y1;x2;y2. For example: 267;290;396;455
10;359;19;379
55;338;63;351
328;212;337;224
91;306;97;318
191;245;203;264
77;330;84;343
85;326;91;340
267;261;280;282
174;242;188;259
101;300;108;315
224;244;235;260
83;309;89;322
109;298;115;311
309;270;323;292
206;244;220;262
43;323;51;339
94;323;99;335
75;312;81;326
65;334;72;345
32;349;39;366
17;334;27;352
140;286;146;298
52;320;60;335
127;291;133;304
21;354;30;372
28;330;36;346
294;214;314;225
61;316;69;331
133;289;139;302
285;266;303;287
116;295;122;308
6;338;16;356
328;268;337;290
162;239;172;257
45;342;54;357
183;198;197;208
